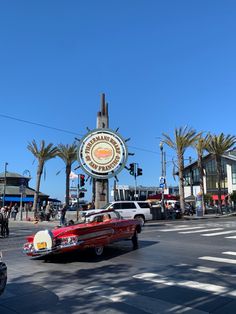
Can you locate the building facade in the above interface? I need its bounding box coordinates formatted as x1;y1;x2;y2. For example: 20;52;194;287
112;184;179;201
183;150;236;201
0;172;49;207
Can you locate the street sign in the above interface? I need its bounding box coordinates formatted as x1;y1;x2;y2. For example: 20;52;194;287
159;183;165;188
159;176;165;184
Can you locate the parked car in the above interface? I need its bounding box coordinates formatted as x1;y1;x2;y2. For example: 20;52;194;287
23;210;142;258
100;201;152;225
0;251;7;296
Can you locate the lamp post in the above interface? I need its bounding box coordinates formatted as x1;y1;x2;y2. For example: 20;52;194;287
159;142;166;218
20;170;31;221
2;162;8;207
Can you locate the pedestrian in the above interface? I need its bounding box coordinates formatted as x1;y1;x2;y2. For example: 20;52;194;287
0;206;9;237
11;203;19;221
60;205;67;226
45;202;53;221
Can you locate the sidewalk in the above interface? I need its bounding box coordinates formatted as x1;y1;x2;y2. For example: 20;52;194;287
8;210;236;229
183;211;236;220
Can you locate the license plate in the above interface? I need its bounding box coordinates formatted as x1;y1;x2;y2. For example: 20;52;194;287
37;242;47;250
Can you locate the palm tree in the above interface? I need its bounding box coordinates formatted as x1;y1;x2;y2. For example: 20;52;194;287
57;143;77;206
206;133;236;213
162;126;199;212
27;140;58;217
193;134;209;213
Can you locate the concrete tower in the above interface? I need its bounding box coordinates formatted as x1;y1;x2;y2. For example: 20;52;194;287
94;93;109;208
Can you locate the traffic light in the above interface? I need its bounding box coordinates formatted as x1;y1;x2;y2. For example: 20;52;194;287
129;163;135;176
79;174;85;187
79;192;85;198
137;167;143;176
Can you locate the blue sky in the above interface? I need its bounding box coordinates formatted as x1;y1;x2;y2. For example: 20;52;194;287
0;1;236;202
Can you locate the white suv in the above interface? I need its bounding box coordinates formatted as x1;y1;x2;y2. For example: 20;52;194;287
103;201;152;225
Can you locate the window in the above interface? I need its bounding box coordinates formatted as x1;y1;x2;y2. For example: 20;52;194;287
205;159;216;174
232;164;236;184
192;168;200;184
113;202;136;209
138;202;150;208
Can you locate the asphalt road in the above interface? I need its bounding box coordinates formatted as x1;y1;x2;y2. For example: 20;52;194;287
1;217;236;313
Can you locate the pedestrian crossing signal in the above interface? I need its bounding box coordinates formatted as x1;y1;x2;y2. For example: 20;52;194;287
137;168;143;176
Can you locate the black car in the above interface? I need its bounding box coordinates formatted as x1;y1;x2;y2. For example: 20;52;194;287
0;252;7;296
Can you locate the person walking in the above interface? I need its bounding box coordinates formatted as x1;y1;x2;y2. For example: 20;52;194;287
11;203;19;221
0;206;9;237
45;202;53;221
59;205;67;226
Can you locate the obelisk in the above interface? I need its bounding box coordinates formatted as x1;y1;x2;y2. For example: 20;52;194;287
94;93;109;208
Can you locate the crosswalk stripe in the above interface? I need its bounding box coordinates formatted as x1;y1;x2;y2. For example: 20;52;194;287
201;230;236;237
225;235;236;239
84;284;206;314
191;266;218;274
199;256;236;264
179;228;223;234
222;251;236;256
160;226;204;232
133;273;236;297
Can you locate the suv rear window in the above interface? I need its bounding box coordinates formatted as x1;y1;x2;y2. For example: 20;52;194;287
138;202;150;208
113;202;136;209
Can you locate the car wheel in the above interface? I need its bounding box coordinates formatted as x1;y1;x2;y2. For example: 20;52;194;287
132;230;139;249
135;215;145;226
94;246;104;256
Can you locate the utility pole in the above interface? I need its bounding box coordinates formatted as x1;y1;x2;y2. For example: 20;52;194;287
159;142;166;218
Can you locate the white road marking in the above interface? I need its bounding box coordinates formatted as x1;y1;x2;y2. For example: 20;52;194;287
133;272;236;298
201;230;236;237
191;266;218;274
225;235;236;239
199;256;236;264
160;226;205;232
191;265;236;277
179;228;223;234
222;251;236;256
84;284;206;314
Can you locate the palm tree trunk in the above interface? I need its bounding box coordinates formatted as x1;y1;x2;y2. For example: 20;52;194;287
65;164;71;206
33;161;43;218
178;153;185;212
198;154;205;213
216;156;222;214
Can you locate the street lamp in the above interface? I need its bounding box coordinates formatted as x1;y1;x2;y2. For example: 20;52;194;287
159;142;166;218
2;162;8;207
20;170;31;221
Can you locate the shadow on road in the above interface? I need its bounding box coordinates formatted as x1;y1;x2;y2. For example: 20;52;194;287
36;240;158;264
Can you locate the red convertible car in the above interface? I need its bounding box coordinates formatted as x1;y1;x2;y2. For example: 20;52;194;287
23;210;142;258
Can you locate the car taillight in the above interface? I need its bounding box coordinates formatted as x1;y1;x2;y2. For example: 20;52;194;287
59;236;78;246
24;242;33;251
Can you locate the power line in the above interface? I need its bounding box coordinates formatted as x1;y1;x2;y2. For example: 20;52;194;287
0;112;165;156
0;113;82;136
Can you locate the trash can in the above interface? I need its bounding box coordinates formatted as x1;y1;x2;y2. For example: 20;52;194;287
196;207;203;217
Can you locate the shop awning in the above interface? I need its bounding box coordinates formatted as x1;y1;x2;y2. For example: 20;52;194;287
4;196;34;202
212;195;227;201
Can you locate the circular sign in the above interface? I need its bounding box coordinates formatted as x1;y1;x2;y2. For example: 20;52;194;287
77;128;128;179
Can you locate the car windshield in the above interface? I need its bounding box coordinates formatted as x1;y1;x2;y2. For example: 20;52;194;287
77;210;121;223
101;203;112;209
